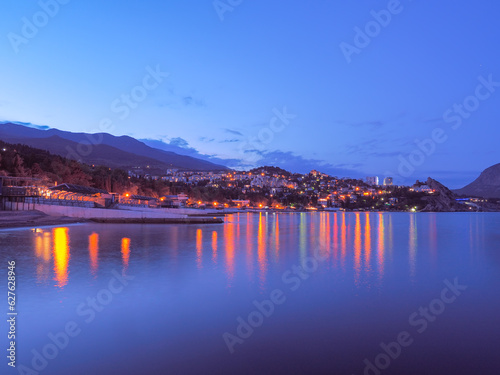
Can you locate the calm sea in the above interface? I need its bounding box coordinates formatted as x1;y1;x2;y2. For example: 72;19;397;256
1;212;499;374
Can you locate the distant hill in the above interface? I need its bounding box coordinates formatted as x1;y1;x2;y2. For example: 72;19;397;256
0;122;228;171
454;163;500;198
2;135;173;170
249;166;293;176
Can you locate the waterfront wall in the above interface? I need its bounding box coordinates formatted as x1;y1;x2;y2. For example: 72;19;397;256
116;205;220;215
0;200;227;222
34;203;189;219
1;199;36;211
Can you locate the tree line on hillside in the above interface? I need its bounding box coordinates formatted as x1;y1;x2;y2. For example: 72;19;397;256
0;140;167;197
0;140;273;202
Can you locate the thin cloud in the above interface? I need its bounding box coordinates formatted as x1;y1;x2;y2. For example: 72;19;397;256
199;137;215;143
169;137;191;148
0;120;51;130
224;128;244;137
335;120;385;129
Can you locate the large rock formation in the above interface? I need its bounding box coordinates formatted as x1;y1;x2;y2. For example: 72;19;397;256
454;163;500;198
421;178;468;212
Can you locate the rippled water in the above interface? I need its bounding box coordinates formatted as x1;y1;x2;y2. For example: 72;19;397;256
1;212;499;374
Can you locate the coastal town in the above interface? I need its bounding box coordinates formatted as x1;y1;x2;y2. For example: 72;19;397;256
0;140;497;221
0;164;492;215
2;2;498;373
125;167;413;211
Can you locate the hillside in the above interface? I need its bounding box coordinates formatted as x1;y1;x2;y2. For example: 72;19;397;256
0;122;228;171
421;178;468;212
2;135;173;170
0;139;170;196
454;163;500;198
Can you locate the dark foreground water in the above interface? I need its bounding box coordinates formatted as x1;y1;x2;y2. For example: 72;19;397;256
1;212;499;375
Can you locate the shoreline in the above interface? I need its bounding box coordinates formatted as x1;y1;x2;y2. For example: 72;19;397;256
0;210;88;230
0;210;223;229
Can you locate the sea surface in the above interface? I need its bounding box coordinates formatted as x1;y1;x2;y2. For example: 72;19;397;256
1;212;499;375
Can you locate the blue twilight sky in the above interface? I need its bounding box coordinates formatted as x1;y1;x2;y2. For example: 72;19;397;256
1;0;500;188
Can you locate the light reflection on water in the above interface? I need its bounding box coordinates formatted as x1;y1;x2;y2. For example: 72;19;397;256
10;212;499;374
354;212;362;285
364;212;372;276
89;232;99;277
121;237;131;271
53;227;70;288
212;230;218;263
377;213;385;283
34;230;51;283
224;219;235;284
26;212;447;291
409;214;418;280
257;213;266;287
196;228;202;269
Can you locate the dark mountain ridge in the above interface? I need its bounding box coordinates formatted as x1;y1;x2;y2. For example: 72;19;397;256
0;122;228;171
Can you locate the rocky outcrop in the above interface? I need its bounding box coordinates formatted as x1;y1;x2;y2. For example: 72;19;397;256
454;163;500;198
421;178;468;212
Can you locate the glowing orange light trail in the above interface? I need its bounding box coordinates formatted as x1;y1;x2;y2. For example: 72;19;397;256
53;227;70;288
89;233;99;276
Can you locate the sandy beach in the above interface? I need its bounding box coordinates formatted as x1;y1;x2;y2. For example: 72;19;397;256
0;210;86;229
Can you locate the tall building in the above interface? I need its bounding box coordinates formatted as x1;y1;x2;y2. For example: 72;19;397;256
366;176;379;186
383;177;393;186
